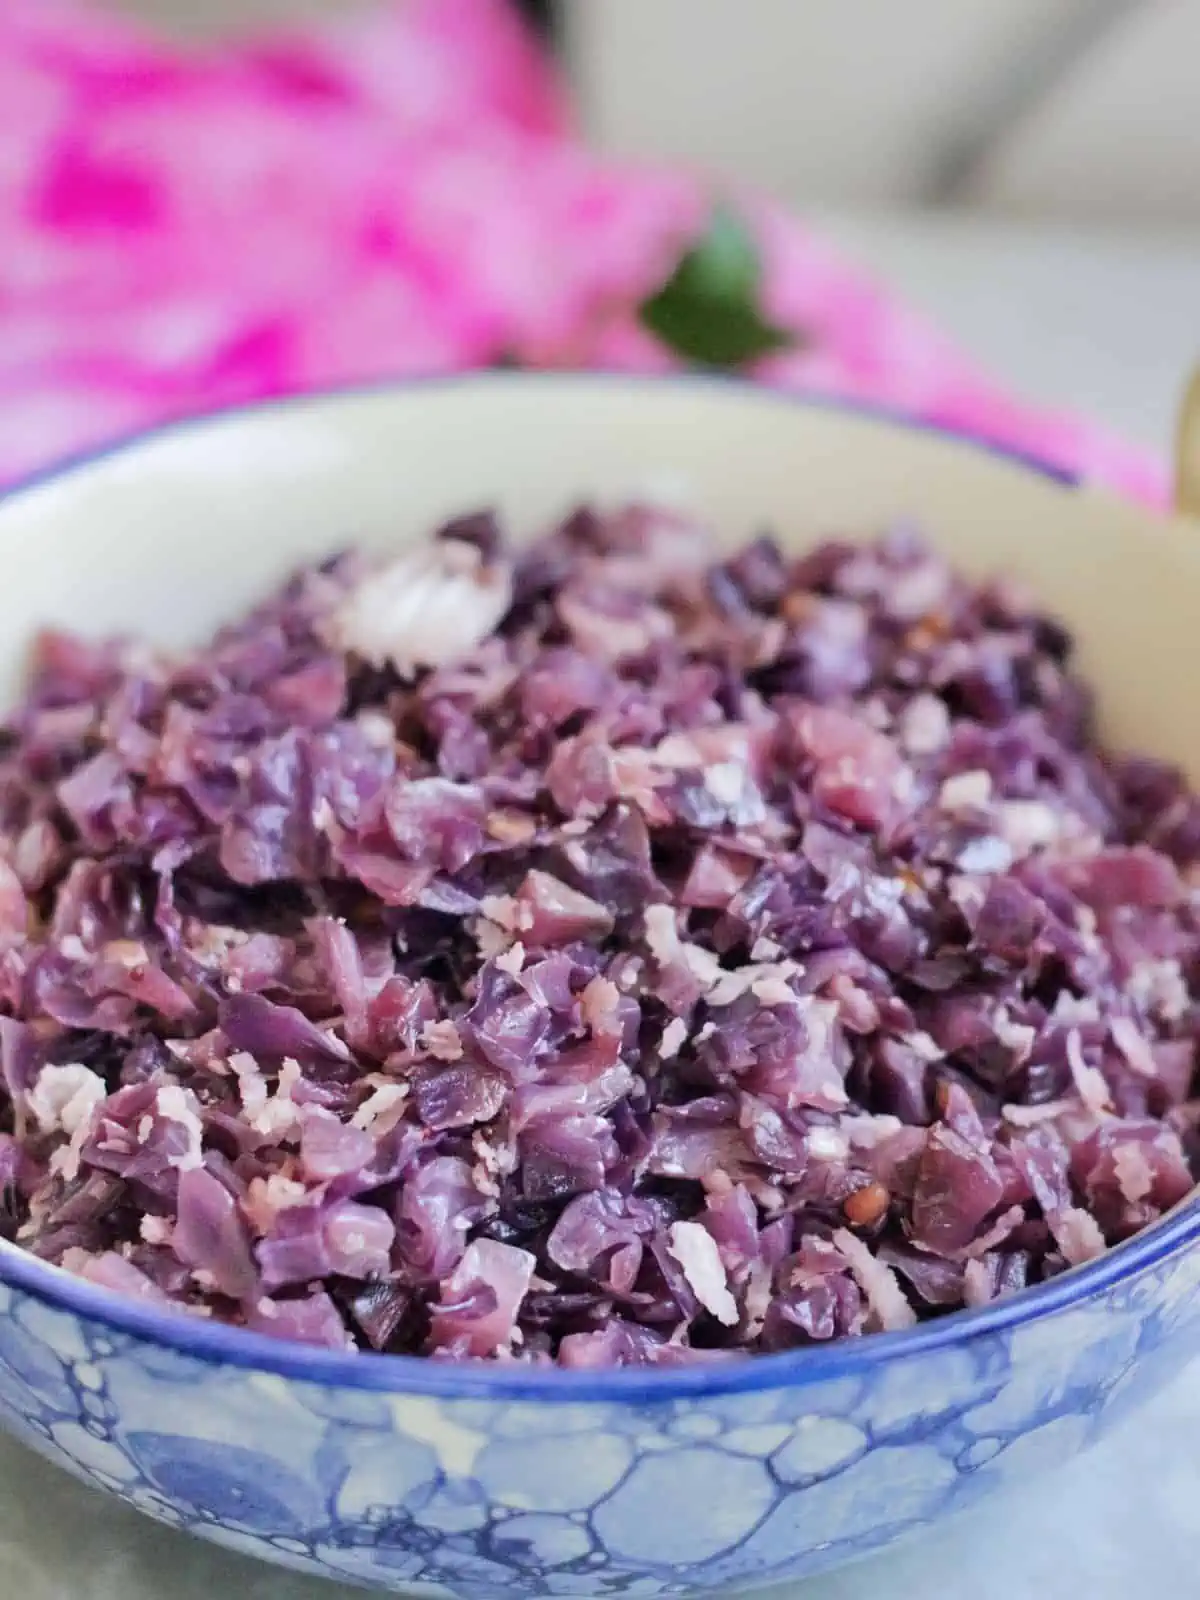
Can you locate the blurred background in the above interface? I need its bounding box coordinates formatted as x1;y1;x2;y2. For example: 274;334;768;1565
2;0;1196;492
99;0;1200;464
119;0;1200;225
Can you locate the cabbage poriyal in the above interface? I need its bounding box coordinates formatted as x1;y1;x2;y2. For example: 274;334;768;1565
0;507;1196;1363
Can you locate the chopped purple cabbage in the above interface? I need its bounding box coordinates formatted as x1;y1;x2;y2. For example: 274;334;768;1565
1;509;1198;1364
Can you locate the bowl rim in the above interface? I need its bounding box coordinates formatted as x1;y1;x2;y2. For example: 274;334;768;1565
0;367;1193;1404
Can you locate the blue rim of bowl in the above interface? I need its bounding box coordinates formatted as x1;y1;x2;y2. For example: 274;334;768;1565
0;368;1190;1404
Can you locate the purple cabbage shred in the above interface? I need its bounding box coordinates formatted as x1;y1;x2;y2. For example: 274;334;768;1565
0;507;1197;1364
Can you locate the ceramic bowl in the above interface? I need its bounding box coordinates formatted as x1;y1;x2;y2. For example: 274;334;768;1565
1;373;1199;1600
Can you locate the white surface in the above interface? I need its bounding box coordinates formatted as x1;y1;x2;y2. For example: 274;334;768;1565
3;214;1200;1599
123;1;1200;225
969;2;1200;225
822;210;1200;456
569;0;1200;224
567;0;1082;208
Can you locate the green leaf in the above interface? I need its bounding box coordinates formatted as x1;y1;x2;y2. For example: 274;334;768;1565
638;205;796;369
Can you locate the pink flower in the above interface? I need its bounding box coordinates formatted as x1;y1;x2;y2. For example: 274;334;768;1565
0;0;1163;506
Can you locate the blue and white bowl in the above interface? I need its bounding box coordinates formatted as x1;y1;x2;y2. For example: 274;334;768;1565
1;374;1198;1598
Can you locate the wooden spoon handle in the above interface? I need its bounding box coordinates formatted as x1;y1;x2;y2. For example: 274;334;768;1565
1176;366;1200;519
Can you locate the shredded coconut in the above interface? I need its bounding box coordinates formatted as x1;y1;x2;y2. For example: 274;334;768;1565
351;1082;409;1133
27;1063;107;1138
1127;957;1189;1022
939;769;992;814
807;1126;850;1162
1002;1098;1077;1127
1066;1028;1114;1114
704;761;746;807
957;836;1014;875
667;1220;739;1326
580;976;621;1034
707;960;800;1009
994;1008;1036;1064
659;1017;688;1059
898;693;950;756
493;940;526;977
1053;1206;1108;1265
833;1227;917;1330
244;1174;312;1235
963;1258;994;1307
248;1058;303;1139
323;540;513;674
1110;1015;1157;1078
154;1084;205;1171
1112;1143;1155;1206
996;799;1062;857
421;1020;464;1062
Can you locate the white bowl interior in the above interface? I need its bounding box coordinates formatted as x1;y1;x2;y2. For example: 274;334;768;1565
0;374;1196;784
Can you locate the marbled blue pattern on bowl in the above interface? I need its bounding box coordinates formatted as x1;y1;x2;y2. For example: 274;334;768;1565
1;1223;1200;1599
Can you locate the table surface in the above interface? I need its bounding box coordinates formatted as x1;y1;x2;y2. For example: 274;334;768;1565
822;210;1200;460
4;209;1200;1599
